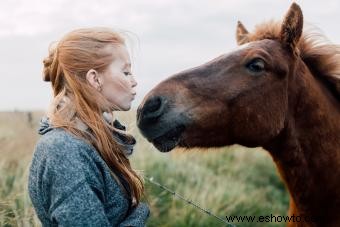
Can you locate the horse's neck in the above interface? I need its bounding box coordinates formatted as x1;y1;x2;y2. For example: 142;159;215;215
265;66;340;220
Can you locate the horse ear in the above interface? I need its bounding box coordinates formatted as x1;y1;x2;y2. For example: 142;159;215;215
280;3;303;51
236;21;249;45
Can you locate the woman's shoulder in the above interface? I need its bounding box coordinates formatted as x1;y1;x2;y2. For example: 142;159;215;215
31;128;103;177
38;127;90;146
30;128;108;190
34;128;93;158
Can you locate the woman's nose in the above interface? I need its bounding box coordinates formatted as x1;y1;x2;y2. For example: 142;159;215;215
131;77;137;87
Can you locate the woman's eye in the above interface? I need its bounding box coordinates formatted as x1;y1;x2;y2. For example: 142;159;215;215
246;58;265;74
124;72;131;76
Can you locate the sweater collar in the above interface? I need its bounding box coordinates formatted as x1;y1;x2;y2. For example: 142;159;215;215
38;114;136;156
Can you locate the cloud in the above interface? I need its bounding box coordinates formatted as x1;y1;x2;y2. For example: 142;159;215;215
1;0;340;110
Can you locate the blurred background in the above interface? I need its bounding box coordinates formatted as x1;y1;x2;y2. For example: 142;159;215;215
1;0;339;226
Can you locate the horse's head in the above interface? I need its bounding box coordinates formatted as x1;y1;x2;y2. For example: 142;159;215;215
137;3;303;152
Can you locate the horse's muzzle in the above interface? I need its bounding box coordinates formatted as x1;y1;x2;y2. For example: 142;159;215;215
137;95;188;152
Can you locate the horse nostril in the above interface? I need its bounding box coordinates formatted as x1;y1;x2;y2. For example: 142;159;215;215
142;96;166;121
147;97;162;112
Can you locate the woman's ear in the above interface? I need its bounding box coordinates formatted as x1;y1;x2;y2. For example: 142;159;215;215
86;69;102;91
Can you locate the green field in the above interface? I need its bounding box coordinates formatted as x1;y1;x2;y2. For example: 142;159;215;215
0;111;289;227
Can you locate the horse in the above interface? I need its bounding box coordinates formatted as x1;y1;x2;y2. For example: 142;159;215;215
137;3;340;226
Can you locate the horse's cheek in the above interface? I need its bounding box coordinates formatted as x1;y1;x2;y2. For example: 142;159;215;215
230;90;287;146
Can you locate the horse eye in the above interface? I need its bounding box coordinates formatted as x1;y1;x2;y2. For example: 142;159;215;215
246;58;265;74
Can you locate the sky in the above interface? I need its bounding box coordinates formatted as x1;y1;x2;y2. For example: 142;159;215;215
1;0;340;111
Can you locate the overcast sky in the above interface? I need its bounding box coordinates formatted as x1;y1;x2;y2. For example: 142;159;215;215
1;0;340;111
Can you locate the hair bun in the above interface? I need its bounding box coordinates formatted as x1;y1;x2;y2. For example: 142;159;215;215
42;43;58;82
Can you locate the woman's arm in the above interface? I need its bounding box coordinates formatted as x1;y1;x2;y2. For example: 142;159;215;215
50;180;112;227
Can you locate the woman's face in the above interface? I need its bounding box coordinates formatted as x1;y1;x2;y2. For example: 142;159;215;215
99;45;137;111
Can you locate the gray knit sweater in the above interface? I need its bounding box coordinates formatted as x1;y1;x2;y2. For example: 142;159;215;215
28;118;149;227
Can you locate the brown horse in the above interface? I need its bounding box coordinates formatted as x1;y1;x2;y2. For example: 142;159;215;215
137;3;340;227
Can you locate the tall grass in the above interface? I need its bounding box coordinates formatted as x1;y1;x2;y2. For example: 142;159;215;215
0;111;289;226
0;112;41;227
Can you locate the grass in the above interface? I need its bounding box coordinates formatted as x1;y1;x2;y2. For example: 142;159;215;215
0;111;289;227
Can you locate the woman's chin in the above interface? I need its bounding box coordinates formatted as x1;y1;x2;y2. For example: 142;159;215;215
110;100;132;111
118;104;131;111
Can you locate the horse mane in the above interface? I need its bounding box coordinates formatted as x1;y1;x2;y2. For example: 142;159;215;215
245;20;340;100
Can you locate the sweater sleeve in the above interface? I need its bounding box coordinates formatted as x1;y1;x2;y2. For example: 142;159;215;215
38;135;118;226
50;180;112;227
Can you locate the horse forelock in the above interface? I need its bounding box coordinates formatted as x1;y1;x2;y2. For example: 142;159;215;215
245;20;340;100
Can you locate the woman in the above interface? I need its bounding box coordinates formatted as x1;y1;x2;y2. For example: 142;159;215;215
28;28;150;226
